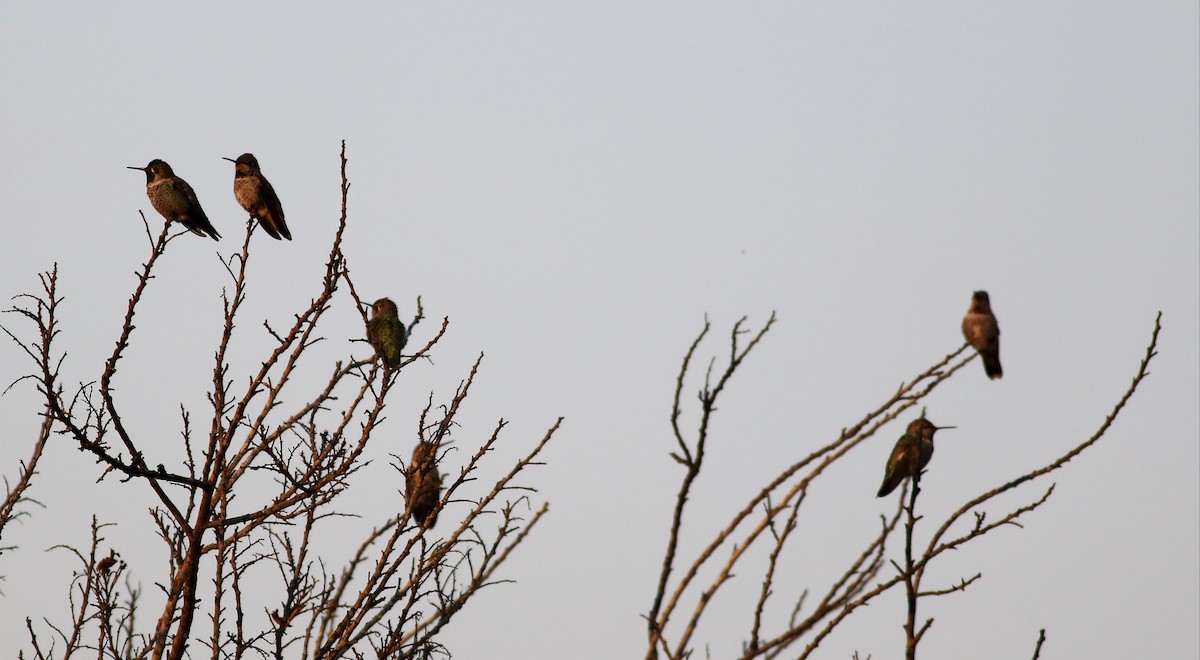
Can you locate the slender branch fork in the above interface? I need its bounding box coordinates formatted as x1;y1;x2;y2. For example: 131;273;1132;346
645;313;1161;660
4;142;560;660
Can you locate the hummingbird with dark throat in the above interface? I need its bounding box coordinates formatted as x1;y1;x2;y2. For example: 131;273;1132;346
962;290;1002;379
876;418;955;497
366;298;406;369
223;153;292;240
128;159;221;240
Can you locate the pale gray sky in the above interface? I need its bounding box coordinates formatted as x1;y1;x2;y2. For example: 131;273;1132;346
1;3;1197;658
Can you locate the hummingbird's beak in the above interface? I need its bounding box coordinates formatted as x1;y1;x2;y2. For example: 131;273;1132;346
222;156;236;163
935;425;957;430
127;166;146;171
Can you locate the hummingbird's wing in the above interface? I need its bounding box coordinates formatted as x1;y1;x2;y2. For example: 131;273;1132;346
980;339;1002;379
172;177;202;213
877;436;915;498
367;316;383;350
367;316;404;367
393;317;408;353
171;177;221;241
982;313;1000;343
257;176;291;241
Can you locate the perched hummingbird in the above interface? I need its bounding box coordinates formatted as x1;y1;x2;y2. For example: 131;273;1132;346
406;440;443;527
876;418;954;497
367;298;407;369
222;153;292;240
128;159;221;240
962;290;1002;380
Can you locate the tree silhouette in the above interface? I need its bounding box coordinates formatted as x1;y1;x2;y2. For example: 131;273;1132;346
1;145;1164;659
643;313;1159;659
2;143;558;660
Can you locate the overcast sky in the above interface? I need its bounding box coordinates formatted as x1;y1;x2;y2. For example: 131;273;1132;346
1;3;1197;658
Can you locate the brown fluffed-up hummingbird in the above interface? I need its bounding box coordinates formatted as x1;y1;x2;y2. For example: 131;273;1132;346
406;441;442;527
128;159;221;240
223;153;292;240
962;290;1002;379
367;298;406;369
876;418;954;497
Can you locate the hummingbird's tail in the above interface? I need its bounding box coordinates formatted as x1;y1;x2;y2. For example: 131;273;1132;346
184;217;222;241
982;350;1003;380
877;477;901;498
259;215;291;241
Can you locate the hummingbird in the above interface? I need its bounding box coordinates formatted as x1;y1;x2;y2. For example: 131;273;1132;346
876;418;954;497
406;440;443;527
222;153;292;240
962;290;1002;379
128;159;221;240
367;298;406;369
